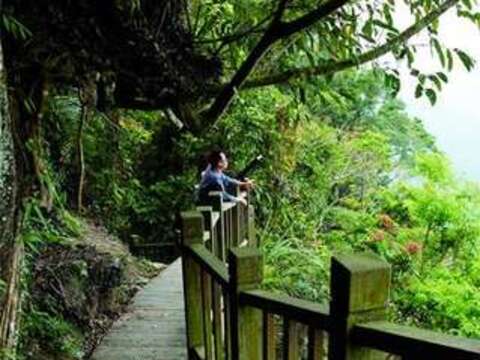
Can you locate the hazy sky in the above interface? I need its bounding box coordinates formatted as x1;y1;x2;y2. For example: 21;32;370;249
393;7;480;180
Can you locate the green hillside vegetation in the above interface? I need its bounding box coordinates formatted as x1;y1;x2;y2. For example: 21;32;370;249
13;69;480;359
2;0;480;358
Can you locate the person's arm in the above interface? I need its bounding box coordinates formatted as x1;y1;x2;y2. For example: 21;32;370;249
222;191;240;202
224;192;247;205
222;173;242;187
223;173;254;190
204;174;243;204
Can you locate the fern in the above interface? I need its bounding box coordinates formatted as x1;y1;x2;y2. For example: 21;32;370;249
0;14;31;40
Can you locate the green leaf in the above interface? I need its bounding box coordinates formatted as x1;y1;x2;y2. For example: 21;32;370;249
0;14;32;40
385;73;401;94
362;19;374;41
461;0;473;10
406;48;415;67
429;75;442;91
383;4;393;26
418;74;426;85
454;49;475;71
446;49;454;71
372;19;398;33
415;83;424;98
431;38;445;68
436;72;448;83
425;88;437;105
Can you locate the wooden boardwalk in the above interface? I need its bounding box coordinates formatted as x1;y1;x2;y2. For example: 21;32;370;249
91;259;187;360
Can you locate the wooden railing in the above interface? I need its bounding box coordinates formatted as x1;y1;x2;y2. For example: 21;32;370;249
180;194;480;360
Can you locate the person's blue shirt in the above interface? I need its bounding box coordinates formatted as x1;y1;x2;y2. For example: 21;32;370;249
198;165;241;203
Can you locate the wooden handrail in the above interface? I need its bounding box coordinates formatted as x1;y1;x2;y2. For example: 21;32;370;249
185;244;229;287
191;346;205;360
222;202;236;212
239;289;330;330
353;321;480;359
211;212;220;228
180;193;480;360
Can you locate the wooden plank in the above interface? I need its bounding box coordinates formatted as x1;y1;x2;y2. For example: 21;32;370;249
207;192;225;261
223;288;232;360
213;211;224;261
263;312;276;360
228;248;263;360
307;327;324;360
247;205;256;247
201;270;213;359
197;206;214;212
197;207;213;251
212;225;218;256
225;209;232;252
212;282;224;360
203;231;211;242
353;321;480;359
91;259;187;360
181;212;206;353
235;203;241;247
239;290;330;330
222;202;236;212
211;211;220;228
186;244;229;287
329;253;390;360
231;204;239;247
192;346;206;360
183;256;204;350
283;319;299;360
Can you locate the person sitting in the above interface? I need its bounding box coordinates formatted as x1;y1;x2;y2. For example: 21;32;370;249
198;151;254;205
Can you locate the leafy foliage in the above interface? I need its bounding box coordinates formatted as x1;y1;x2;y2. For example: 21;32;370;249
19;309;83;359
210;69;480;338
4;0;480;356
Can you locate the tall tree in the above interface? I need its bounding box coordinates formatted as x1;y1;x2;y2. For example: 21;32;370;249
0;22;22;354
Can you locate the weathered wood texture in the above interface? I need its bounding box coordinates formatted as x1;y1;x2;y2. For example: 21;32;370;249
228;248;264;360
91;259;187;360
328;253;391;360
181;212;207;356
55;179;480;360
178;195;480;360
353;321;480;359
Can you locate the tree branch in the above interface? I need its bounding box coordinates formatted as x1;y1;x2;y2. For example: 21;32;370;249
192;20;270;47
274;0;290;22
277;0;349;38
243;0;459;89
198;0;349;132
199;26;277;129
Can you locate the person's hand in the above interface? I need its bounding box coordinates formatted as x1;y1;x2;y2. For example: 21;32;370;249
243;178;255;190
237;197;248;206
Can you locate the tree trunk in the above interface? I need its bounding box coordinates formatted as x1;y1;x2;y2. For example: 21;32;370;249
0;29;22;355
76;104;87;211
76;80;95;211
30;81;53;211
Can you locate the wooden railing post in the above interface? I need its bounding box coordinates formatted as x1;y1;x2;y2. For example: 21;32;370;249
181;211;205;358
228;248;264;360
197;206;214;251
247;205;256;247
232;185;241;246
209;192;225;261
328;253;391;360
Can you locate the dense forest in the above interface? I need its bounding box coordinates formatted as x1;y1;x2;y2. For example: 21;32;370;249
1;0;480;359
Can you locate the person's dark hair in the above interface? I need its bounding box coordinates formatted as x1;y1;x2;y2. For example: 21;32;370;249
207;150;223;168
